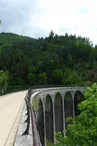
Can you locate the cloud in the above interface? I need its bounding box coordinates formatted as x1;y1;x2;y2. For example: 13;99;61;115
0;0;97;44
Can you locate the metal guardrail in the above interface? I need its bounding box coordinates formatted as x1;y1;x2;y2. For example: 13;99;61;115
25;88;42;146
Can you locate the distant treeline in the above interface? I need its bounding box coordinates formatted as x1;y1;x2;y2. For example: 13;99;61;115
0;31;97;87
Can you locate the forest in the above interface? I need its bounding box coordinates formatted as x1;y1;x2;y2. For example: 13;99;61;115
0;31;97;88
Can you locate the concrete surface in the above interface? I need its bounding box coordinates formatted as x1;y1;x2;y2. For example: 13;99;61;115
0;91;27;146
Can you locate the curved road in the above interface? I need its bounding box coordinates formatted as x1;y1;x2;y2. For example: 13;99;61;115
0;91;27;146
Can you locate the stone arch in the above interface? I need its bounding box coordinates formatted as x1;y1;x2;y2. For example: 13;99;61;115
45;95;53;142
64;92;73;128
37;99;44;146
54;92;63;133
74;91;84;116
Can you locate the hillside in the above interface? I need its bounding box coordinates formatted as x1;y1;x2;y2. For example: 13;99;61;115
0;31;97;86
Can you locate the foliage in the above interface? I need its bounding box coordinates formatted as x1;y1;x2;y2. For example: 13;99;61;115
27;73;36;85
0;70;9;94
52;69;64;84
38;72;47;85
64;68;82;85
0;31;97;86
46;140;55;146
56;83;97;146
0;70;9;87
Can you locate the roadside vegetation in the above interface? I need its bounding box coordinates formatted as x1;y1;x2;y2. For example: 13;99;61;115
55;83;97;146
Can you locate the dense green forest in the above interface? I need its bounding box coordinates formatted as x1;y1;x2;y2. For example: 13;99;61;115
0;31;97;87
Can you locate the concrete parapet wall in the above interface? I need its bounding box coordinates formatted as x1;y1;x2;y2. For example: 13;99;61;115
31;86;86;146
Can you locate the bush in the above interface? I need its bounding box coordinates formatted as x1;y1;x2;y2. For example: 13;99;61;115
56;83;97;146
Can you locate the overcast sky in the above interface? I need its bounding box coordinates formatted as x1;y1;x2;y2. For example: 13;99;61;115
0;0;97;45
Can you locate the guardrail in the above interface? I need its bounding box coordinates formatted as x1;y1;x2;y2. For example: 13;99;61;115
25;88;42;146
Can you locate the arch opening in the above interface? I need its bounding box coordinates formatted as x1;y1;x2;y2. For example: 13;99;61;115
45;95;53;143
54;93;63;133
74;91;84;116
64;92;73;129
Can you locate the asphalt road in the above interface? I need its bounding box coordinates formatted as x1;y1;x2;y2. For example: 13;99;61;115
0;91;27;146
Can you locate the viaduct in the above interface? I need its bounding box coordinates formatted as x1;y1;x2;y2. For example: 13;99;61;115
24;86;86;146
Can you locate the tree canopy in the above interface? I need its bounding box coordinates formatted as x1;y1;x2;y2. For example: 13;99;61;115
56;83;97;146
0;70;9;87
0;31;97;86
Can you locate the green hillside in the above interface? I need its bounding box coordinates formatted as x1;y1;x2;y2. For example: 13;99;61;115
0;31;97;87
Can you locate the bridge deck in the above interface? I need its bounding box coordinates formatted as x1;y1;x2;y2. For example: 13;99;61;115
0;91;27;146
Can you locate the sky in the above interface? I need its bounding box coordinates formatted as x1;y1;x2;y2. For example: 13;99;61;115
0;0;97;45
